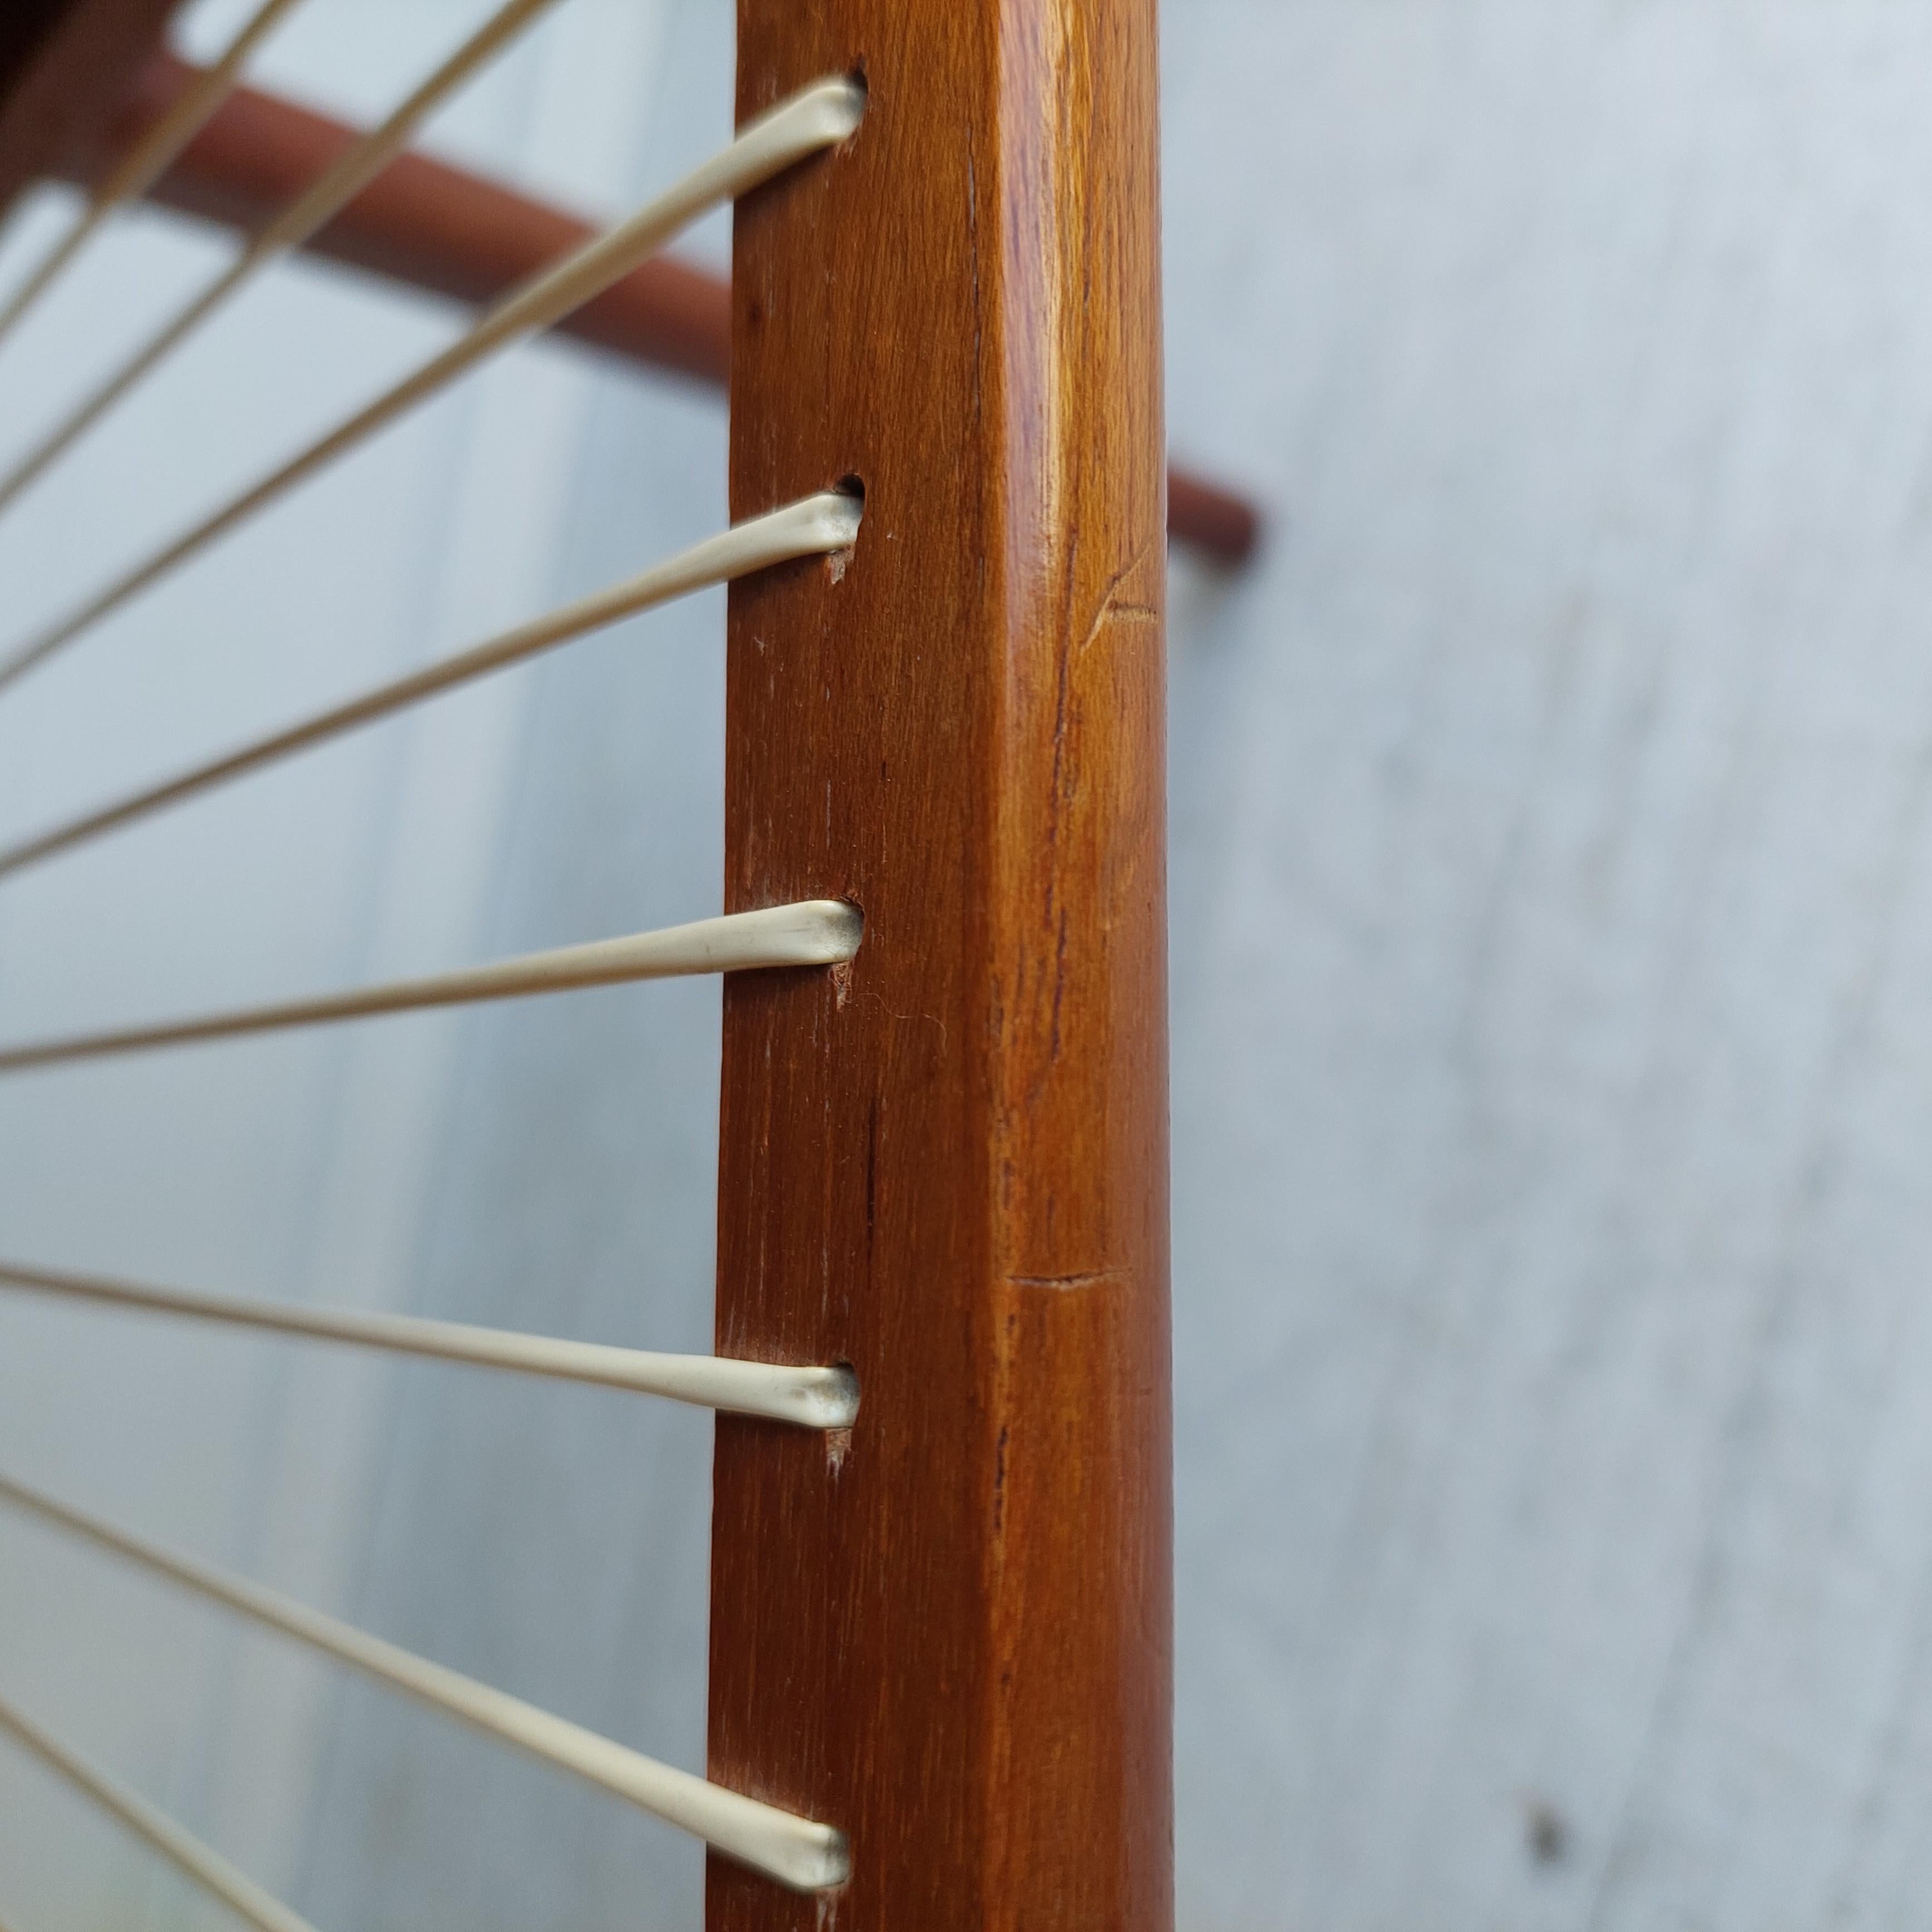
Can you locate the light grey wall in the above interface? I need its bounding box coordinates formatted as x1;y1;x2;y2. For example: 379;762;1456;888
10;1;1932;1928
1165;4;1932;1928
0;1;721;1924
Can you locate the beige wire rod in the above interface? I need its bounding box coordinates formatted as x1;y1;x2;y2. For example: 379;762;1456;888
0;1689;316;1932
0;1258;860;1427
0;491;860;882
0;900;862;1075
0;0;565;523
0;0;309;352
0;75;865;696
0;1472;850;1891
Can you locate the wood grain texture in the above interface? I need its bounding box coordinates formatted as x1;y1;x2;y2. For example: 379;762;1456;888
709;1;1171;1925
52;49;1255;559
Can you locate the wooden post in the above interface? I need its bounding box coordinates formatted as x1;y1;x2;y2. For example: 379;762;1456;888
711;2;1172;1928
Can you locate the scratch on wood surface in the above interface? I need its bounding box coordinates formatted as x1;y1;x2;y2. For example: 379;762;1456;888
1006;1268;1123;1291
857;988;946;1048
1076;534;1159;660
1034;531;1161;1081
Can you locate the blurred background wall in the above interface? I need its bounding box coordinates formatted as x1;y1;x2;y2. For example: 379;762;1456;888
7;1;1932;1927
0;2;733;1922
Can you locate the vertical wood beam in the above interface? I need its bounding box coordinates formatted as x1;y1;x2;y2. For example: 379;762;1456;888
711;2;1171;1928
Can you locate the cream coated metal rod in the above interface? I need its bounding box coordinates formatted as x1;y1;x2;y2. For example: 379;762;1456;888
0;0;564;520
0;1473;850;1891
0;1691;317;1932
0;0;308;350
0;75;865;696
0;492;860;881
0;1259;860;1427
0;901;861;1074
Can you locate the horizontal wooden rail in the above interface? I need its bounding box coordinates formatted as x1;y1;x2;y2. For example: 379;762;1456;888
53;51;1261;564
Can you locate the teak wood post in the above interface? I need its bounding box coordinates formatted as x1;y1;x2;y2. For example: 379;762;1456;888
712;1;1172;1928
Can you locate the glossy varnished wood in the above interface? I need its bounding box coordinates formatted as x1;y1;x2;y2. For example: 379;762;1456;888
711;2;1171;1926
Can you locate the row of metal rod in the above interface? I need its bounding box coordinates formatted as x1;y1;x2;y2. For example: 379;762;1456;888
0;61;866;691
0;0;307;347
7;1;1260;563
0;0;568;525
0;1472;852;1899
0;13;871;1908
0;914;864;1905
0;491;860;881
